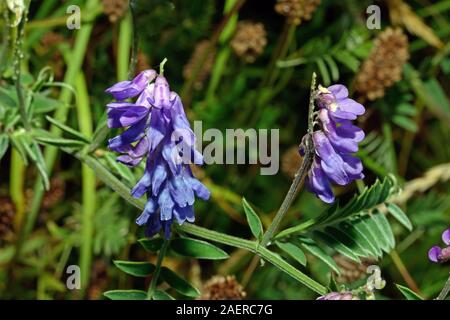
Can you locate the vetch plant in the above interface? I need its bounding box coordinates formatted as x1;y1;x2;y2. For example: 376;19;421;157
101;72;404;300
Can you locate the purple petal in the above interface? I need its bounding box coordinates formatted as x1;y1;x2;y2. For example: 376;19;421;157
145;213;163;238
337;98;365;116
313;132;349;185
107;104;149;128
117;154;143;167
184;175;210;200
151;76;173;109
108;117;147;151
169;175;195;208
135;85;154;107
173;205;195;224
162;141;180;175
158;186;174;221
340;154;364;180
329;109;358;120
151;161;168;196
306;160;335;203
131;169;152;198
336;120;365;143
328;85;349;100
319;109;359;153
428;246;442;263
105;70;156;100
442;229;450;246
148;109;167;152
136;198;157;225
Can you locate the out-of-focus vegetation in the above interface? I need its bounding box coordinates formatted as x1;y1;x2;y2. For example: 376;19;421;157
0;0;449;300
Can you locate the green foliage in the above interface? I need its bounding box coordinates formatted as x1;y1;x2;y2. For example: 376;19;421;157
160;267;200;298
170;237;229;260
275;177;402;271
396;284;424;300
138;238;164;252
242;197;264;240
93;193;130;256
103;290;148;300
113;261;156;277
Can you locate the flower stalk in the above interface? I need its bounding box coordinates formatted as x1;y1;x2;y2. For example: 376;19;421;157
437;273;450;300
147;238;169;299
259;73;316;247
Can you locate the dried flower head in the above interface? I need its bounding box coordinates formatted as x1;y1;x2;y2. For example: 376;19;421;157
38;32;65;79
334;255;376;283
282;146;303;178
88;260;110;300
0;196;15;241
183;40;215;90
42;178;65;210
198;275;246;300
275;0;321;26
231;21;267;63
136;50;151;74
355;27;409;101
102;0;128;23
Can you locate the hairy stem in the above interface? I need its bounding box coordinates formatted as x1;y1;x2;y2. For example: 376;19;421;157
147;239;169;299
437;273;450;300
14;1;31;131
260;73;316;247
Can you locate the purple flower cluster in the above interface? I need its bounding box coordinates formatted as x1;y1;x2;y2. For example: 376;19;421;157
304;85;365;203
105;69;210;238
428;228;450;263
317;291;357;300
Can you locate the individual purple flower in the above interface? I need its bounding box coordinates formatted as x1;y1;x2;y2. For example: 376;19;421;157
428;228;450;263
105;67;210;238
105;69;156;100
304;84;365;203
317;291;358;300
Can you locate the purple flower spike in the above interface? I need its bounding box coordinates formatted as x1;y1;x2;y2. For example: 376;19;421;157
105;67;210;238
105;69;156;100
428;228;450;263
303;83;365;203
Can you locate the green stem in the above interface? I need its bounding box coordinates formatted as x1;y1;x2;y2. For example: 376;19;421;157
128;0;138;78
118;11;132;81
260;73;316;247
437;273;450;300
75;72;96;297
9;149;26;231
14;1;31;131
146;239;169;299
